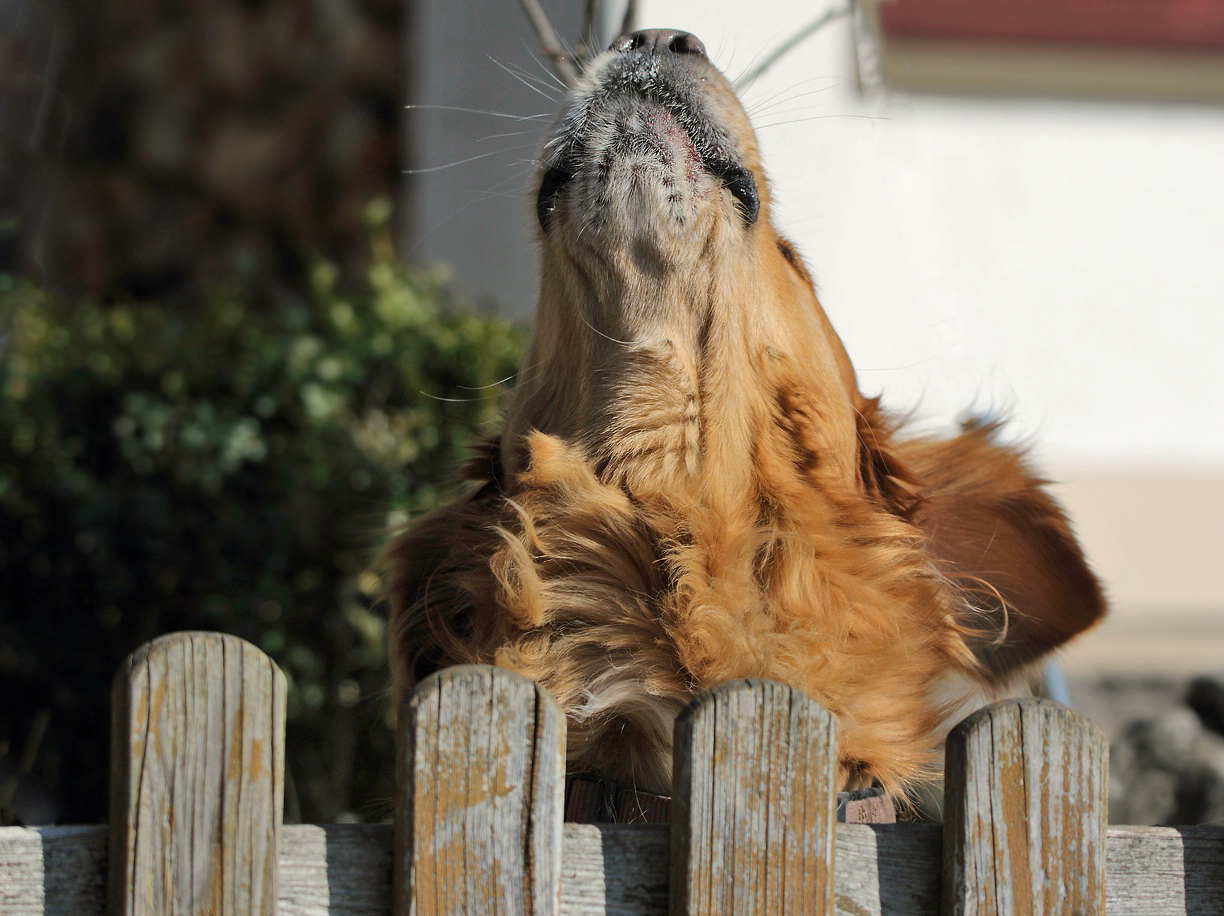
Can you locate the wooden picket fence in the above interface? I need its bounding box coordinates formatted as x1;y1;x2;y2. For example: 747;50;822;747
2;632;1223;915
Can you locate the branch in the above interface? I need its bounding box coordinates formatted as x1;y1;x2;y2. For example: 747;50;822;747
584;1;637;63
619;0;638;39
517;0;583;88
582;0;599;61
851;0;887;94
734;4;853;90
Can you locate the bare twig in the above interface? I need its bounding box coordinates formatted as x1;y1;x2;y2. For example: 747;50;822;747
583;0;599;61
734;4;853;90
619;0;638;39
582;1;637;63
852;0;887;95
517;0;582;88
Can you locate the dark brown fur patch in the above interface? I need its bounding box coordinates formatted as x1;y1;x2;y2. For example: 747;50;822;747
774;386;822;477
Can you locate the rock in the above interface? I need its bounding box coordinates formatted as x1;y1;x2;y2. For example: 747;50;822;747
1110;766;1179;825
1122;706;1205;770
1187;672;1224;736
1109;704;1224;826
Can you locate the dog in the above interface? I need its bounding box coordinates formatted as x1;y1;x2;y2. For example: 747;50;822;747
380;29;1105;803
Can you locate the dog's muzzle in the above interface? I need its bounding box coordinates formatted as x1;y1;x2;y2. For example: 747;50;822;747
536;29;760;232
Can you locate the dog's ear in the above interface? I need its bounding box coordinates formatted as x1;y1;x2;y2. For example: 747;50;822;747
861;410;1106;681
377;438;503;700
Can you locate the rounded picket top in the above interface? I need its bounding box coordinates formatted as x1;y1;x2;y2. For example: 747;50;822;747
942;697;1108;916
671;678;839;916
109;631;287;916
395;664;565;916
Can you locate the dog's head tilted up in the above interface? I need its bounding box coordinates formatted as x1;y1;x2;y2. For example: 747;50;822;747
381;30;1105;800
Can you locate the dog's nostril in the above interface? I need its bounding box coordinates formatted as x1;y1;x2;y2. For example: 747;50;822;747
667;32;706;56
609;29;707;58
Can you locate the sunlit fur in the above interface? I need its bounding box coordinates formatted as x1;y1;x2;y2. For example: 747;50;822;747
379;38;1105;800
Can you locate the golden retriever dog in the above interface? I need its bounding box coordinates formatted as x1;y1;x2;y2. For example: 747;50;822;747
380;29;1105;804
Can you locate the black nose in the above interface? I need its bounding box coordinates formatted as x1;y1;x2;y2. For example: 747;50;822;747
608;29;707;57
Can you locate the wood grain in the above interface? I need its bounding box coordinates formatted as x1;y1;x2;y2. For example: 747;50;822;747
1103;825;1224;916
395;665;565;916
278;824;392;915
942;698;1108;916
107;631;286;916
3;823;1224;915
560;824;669;916
670;679;838;916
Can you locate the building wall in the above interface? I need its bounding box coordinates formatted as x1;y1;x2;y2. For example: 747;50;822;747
403;0;587;317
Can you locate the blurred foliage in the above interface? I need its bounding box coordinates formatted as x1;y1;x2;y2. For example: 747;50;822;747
0;203;526;824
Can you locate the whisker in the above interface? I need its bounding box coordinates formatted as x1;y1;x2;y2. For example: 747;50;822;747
725;31;782;92
744;79;845;117
579;313;635;347
520;44;571;92
404;103;551;122
416;360;539;404
402;141;539;175
755;113;892;130
457;373;521;392
505;57;566;90
417;391;501;404
464;188;528;203
734;6;853;91
402;167;532;258
492;55;565;101
860;355;939;373
478;127;551;143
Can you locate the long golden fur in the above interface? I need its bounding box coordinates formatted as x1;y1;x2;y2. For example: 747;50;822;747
380;30;1105;800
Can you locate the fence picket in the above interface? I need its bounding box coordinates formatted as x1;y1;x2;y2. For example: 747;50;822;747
107;632;286;916
670;679;838;916
9;633;1218;915
395;665;565;916
941;697;1108;916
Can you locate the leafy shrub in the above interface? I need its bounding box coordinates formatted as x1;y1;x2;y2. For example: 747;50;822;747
0;208;526;824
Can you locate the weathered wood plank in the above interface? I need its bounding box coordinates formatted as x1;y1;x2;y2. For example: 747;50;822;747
942;698;1108;916
2;823;1223;915
834;823;943;916
395;665;565;916
560;824;669;916
0;825;108;916
108;632;286;916
1103;825;1224;916
278;824;393;915
670;679;838;916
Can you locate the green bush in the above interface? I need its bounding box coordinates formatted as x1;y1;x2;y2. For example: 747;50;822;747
0;209;526;824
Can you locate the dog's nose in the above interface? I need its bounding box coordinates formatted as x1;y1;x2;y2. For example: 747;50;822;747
608;29;707;57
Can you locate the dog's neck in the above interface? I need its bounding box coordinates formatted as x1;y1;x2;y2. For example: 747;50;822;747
504;246;862;505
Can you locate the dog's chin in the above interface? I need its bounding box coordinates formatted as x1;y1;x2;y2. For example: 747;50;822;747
568;113;721;253
536;49;760;258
